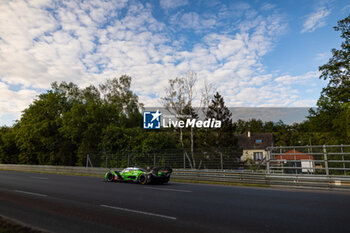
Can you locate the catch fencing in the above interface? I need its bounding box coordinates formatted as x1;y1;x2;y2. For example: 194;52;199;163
267;145;350;176
85;145;350;176
86;148;245;170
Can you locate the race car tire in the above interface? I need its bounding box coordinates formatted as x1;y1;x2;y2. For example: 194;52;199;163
138;174;147;185
106;172;115;182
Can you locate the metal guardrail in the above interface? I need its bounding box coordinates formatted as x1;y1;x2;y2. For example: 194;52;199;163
0;164;107;176
1;164;349;191
172;169;350;190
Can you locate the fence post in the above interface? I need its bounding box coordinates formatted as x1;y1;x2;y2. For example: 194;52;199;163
220;152;223;170
127;152;130;167
341;144;345;176
323;145;329;176
153;151;156;167
266;148;270;174
86;154;93;168
183;152;186;169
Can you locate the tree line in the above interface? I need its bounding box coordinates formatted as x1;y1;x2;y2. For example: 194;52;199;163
0;15;349;166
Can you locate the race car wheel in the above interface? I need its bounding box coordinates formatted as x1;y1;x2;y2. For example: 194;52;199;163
138;174;147;185
106;172;115;182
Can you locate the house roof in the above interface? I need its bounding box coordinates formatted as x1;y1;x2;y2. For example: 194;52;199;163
275;149;314;160
237;132;273;150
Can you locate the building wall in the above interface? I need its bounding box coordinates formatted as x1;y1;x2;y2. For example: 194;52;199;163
240;149;267;162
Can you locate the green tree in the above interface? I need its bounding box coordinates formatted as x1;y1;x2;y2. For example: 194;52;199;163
16;91;74;165
162;71;198;168
309;15;350;144
100;75;143;128
12;75;144;166
0;126;19;164
206;92;235;148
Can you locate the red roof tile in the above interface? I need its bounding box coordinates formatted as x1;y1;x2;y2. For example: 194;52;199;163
275;149;314;160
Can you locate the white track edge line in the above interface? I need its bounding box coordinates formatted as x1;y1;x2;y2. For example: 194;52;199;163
14;190;47;197
144;187;192;192
100;204;177;220
30;177;49;180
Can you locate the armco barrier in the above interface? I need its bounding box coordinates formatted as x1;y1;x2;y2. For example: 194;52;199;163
1;164;349;191
172;169;350;190
0;164;107;176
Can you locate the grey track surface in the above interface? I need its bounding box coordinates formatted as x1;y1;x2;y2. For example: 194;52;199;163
0;170;349;233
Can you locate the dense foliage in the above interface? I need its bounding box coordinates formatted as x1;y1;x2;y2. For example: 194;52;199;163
309;15;350;144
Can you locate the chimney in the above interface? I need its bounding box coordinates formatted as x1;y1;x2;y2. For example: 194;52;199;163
247;131;251;138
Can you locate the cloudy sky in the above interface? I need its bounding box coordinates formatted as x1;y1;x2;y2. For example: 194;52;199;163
0;0;349;126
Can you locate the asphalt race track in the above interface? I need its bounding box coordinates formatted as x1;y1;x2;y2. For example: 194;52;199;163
0;170;349;233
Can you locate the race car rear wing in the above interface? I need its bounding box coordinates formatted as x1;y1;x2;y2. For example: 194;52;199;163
150;167;172;175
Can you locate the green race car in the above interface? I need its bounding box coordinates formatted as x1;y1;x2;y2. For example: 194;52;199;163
104;167;172;184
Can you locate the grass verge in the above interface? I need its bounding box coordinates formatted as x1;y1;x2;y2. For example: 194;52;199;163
0;215;49;233
0;227;9;233
171;178;270;188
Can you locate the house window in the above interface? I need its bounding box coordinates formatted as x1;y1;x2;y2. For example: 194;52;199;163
254;152;263;161
255;139;262;144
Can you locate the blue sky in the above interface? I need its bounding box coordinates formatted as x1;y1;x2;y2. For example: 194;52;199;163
0;0;349;126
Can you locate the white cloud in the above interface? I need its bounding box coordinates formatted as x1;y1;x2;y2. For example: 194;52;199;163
260;3;276;11
301;7;331;33
0;81;38;125
160;0;188;10
315;51;331;61
342;4;350;12
275;71;319;85
0;0;322;125
169;11;217;32
290;99;318;107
